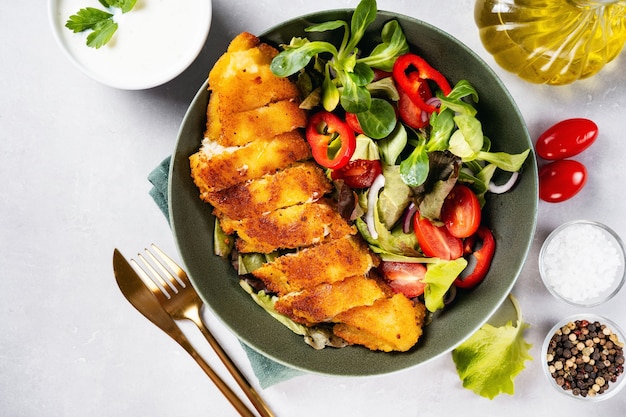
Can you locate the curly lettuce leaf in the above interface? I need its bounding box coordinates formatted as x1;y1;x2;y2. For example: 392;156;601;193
239;281;347;350
377;165;411;228
356;217;421;258
452;295;533;399
239;280;308;336
423;258;467;312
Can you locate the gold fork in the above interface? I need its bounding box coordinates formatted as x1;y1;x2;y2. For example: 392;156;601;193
113;249;257;417
133;244;276;417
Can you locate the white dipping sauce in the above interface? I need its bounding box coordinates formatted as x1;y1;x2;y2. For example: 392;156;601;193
50;0;212;89
540;221;625;305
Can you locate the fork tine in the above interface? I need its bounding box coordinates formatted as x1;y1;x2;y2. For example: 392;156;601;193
144;248;182;291
137;253;177;298
150;244;188;287
130;257;170;300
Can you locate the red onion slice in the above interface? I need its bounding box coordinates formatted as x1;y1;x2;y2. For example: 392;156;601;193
365;174;386;239
425;96;441;108
402;202;418;233
488;171;519;194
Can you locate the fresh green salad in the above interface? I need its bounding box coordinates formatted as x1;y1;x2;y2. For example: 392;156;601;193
268;0;529;312
224;0;534;397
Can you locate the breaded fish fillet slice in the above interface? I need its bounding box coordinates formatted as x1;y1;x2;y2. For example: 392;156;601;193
220;201;356;254
223;31;260;52
189;131;311;193
208;33;300;113
208;33;274;84
207;99;307;147
274;275;387;325
252;235;376;295
333;294;426;352
211;68;301;113
204;162;332;220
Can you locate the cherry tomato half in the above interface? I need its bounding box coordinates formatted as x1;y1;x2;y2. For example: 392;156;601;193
413;212;463;260
372;69;392;82
535;118;598;160
331;159;382;188
538;159;587;203
379;261;427;298
441;184;481;238
345;112;364;134
395;75;432;129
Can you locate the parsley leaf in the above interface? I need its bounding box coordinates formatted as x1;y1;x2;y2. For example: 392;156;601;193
65;1;137;49
65;7;113;33
99;0;138;13
86;19;118;49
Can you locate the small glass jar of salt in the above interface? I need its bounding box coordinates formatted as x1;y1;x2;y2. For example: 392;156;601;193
539;220;626;307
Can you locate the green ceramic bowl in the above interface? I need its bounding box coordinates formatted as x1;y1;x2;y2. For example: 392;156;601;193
169;9;538;376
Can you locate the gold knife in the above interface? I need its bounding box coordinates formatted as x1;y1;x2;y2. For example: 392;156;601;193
113;249;257;417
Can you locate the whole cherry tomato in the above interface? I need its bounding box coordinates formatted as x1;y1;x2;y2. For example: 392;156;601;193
538;159;587;202
535;118;598;160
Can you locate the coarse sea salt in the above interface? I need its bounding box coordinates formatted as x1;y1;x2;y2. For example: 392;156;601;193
540;222;625;305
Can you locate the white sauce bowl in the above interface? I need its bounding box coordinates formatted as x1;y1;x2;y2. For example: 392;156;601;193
48;0;212;89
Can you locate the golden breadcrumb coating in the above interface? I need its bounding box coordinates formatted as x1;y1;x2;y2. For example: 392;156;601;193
333;294;427;352
223;31;260;52
204;162;332;220
208;99;307;147
274;275;387;325
252;235;378;295
189;131;311;193
208;33;300;113
219;200;356;254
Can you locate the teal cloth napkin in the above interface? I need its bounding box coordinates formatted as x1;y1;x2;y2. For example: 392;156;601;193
148;156;304;389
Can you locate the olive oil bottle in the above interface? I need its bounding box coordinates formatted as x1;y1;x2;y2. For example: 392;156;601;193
474;0;626;84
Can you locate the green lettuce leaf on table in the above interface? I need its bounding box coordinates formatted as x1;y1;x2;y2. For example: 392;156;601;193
452;294;532;399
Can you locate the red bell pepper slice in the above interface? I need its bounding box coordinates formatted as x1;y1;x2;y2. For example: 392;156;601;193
454;225;496;289
392;53;452;114
305;111;356;170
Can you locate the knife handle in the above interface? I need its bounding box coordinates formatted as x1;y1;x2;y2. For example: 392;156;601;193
186;308;276;417
169;326;257;417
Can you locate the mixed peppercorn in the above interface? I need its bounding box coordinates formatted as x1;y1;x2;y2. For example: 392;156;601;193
546;319;625;398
